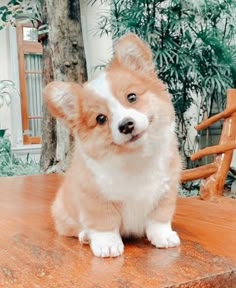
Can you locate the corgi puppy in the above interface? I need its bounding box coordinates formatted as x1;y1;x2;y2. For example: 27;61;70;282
45;33;181;258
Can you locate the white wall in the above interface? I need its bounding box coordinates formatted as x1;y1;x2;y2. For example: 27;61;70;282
80;0;113;79
0;27;9;79
0;25;23;146
0;26;11;131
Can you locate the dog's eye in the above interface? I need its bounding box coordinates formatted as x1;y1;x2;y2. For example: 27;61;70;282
96;114;107;125
127;93;137;103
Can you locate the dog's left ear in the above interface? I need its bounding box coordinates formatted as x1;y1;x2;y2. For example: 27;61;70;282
44;81;82;128
110;33;155;75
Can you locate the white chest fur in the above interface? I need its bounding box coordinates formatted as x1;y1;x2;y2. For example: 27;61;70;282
81;147;172;237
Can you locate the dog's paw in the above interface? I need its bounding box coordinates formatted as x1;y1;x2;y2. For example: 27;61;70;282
89;230;124;258
146;221;180;248
78;230;90;244
147;229;180;248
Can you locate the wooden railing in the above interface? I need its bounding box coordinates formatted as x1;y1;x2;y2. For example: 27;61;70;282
181;89;236;200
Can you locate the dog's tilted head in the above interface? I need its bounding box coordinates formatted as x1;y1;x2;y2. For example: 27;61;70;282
44;33;174;158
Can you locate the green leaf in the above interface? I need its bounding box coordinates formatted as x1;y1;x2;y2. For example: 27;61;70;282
1;10;12;22
0;6;7;12
7;0;18;5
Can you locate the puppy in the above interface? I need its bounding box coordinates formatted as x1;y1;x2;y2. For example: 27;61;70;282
45;33;181;258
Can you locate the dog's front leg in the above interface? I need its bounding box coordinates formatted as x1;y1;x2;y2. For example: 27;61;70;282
145;188;180;249
78;201;123;258
80;229;124;258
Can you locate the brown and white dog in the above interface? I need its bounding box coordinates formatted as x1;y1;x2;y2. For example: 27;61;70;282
44;33;181;258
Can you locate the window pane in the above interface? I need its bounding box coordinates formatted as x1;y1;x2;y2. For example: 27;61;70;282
23;27;38;42
24;53;43;137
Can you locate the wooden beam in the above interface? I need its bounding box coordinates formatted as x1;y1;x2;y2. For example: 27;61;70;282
200;89;236;200
16;22;43;144
181;163;218;182
29;136;41;144
195;105;236;131
195;90;236;131
23;41;43;54
190;142;236;161
16;23;29;140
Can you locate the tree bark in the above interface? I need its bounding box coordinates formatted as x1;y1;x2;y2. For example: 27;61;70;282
39;47;57;172
47;0;87;83
39;1;57;172
40;0;87;172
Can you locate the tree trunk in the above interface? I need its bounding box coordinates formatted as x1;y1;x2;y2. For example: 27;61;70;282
39;48;57;172
39;1;57;172
40;0;87;172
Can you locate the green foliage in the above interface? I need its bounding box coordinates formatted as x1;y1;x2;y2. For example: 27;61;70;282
224;167;236;194
0;80;21;129
93;0;236;165
178;180;200;197
0;82;40;176
0;80;16;108
0;137;40;176
0;0;43;30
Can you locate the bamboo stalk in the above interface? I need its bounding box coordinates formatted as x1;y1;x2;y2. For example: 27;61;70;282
181;163;218;183
190;142;236;161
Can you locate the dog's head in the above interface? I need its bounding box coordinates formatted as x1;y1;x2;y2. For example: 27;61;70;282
44;33;174;158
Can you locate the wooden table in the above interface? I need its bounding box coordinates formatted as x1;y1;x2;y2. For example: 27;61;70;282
0;174;236;287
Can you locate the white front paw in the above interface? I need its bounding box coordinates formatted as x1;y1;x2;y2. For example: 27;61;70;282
147;229;180;248
146;221;180;248
89;230;124;258
79;230;90;244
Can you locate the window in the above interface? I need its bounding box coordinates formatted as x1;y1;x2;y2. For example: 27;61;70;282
16;23;43;144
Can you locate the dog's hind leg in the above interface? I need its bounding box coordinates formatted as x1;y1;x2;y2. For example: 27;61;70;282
51;191;79;237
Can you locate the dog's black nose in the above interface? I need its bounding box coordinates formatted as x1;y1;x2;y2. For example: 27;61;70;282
119;118;135;134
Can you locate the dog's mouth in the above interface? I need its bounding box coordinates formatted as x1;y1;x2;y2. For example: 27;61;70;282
129;131;146;143
128;116;153;143
128;115;153;143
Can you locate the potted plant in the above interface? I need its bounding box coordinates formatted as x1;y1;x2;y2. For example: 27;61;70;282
0;80;16;138
0;80;21;138
0;80;40;177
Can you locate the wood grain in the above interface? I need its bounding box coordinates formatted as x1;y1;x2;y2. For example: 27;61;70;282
199;89;236;200
181;163;217;182
195;89;236;131
190;141;236;161
0;174;236;287
16;22;43;145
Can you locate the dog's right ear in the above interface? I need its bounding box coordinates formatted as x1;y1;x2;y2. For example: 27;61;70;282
110;33;156;76
44;81;82;127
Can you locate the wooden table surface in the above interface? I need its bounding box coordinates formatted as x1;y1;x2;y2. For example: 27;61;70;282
0;174;236;288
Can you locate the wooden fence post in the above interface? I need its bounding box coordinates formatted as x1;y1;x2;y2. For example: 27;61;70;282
200;89;236;200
